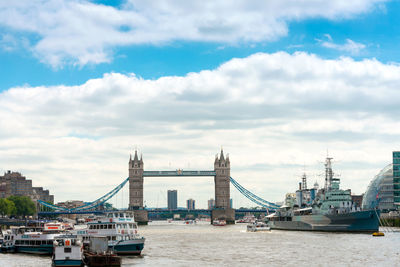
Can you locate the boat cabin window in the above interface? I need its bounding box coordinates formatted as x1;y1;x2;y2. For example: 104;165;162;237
120;213;124;218
108;224;112;229
107;213;113;218
64;247;71;253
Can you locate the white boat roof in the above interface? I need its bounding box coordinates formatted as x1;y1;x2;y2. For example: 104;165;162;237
266;213;276;218
295;207;312;212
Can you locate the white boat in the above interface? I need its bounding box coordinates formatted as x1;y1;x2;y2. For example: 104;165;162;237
247;221;271;232
237;213;256;223
3;223;65;255
1;229;15;253
73;211;145;255
52;234;83;267
212;219;226;226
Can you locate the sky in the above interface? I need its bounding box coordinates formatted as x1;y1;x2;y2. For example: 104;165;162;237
1;0;400;209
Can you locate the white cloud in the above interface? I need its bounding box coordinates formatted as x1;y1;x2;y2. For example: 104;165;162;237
0;0;385;67
320;37;366;54
1;51;399;208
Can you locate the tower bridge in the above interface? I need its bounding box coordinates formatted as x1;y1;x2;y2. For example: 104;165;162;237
37;149;280;223
129;149;234;224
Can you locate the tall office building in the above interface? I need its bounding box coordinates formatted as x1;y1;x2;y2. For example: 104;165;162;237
207;198;215;210
167;190;177;210
393;151;400;208
187;198;195;210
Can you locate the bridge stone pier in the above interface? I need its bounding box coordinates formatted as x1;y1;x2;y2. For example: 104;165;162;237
128;151;148;225
128;149;235;225
212;150;235;224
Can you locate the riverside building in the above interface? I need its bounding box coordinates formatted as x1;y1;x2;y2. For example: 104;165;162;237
0;170;54;205
362;151;400;211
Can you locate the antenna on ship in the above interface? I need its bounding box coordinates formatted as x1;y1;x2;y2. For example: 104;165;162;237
303;162;309;190
324;155;334;192
302;173;307;190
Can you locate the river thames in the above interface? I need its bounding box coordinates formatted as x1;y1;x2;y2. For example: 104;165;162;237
1;221;399;266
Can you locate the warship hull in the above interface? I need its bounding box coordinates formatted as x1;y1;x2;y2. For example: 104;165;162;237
267;210;380;232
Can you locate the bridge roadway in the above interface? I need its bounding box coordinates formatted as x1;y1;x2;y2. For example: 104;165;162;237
37;208;272;216
143;170;216;177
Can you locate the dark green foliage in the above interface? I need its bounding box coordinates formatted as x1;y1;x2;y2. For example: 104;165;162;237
103;202;117;210
0;198;16;216
7;195;36;216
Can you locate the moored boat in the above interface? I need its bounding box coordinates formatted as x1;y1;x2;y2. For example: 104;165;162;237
73;211;145;255
247;221;271;232
4;223;65;255
52;234;83;267
265;157;380;232
83;236;121;267
237;213;256;223
1;229;15;253
212;219;226;226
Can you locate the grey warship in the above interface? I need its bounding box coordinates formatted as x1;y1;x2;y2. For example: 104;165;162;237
265;157;380;232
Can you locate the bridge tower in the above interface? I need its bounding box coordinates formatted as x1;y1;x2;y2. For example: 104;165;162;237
212;149;235;224
128;150;148;224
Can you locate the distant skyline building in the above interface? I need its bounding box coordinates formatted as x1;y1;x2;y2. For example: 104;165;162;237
167;190;177;210
208;198;215;210
393;151;400;209
187;198;195;210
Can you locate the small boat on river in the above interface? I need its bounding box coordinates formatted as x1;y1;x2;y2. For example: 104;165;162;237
83;236;121;267
52;234;83;267
212;219;226;226
247;221;271;232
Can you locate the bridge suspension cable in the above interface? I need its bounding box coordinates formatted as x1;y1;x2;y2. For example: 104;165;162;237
230;177;279;209
39;175;278;213
38;177;129;212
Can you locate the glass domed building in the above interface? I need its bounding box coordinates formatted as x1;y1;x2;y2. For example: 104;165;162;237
362;164;395;211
